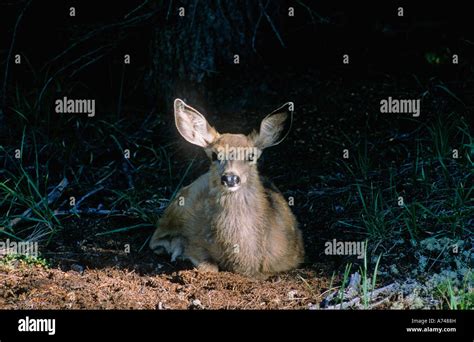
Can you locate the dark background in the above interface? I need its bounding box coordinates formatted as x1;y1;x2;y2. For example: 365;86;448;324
2;1;473;115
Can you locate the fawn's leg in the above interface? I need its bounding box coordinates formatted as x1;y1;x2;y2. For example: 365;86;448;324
150;235;185;262
185;243;219;273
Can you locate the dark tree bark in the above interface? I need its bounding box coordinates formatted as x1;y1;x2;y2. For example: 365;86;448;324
146;0;284;107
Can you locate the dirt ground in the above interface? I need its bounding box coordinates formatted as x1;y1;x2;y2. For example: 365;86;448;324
0;264;329;310
0;216;331;309
1;214;332;310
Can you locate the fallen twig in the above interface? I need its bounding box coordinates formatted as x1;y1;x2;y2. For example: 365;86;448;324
327;294;361;310
9;177;68;228
319;290;338;307
320;272;360;308
325;282;400;310
368;296;392;309
45;177;69;205
370;283;400;297
346;271;361;299
54;208;123;216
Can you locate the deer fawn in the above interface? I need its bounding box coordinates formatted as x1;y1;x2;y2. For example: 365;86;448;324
149;99;304;279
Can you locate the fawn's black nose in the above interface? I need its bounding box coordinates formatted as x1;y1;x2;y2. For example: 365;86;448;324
221;174;240;187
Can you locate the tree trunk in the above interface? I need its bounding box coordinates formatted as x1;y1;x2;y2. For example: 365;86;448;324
146;0;283;107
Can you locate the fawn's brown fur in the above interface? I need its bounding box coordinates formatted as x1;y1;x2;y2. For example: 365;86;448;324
149;99;304;279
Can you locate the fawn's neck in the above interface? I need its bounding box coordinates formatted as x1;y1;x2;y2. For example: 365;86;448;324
211;171;267;248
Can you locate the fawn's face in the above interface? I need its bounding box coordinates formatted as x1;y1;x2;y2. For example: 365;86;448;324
207;134;259;191
174;99;292;192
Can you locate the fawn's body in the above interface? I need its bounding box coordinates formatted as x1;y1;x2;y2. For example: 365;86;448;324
150;99;304;279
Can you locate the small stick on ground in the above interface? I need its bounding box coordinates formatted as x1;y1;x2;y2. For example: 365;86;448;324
368;296;393;309
54;208;123;216
325;282;400;310
345;272;361;299
8;177;69;228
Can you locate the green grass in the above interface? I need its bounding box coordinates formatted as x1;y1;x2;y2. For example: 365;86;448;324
337;262;352;308
0;253;50;268
331;109;473;308
0;132;61;243
355;183;393;241
1;77;178;247
0;116;180;249
436;270;474;310
339;110;472;246
339;132;373;181
359;245;382;309
332;249;382;309
98;155;197;239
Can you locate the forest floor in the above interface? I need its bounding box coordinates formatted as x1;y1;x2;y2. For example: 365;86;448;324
0;245;329;310
1;67;472;309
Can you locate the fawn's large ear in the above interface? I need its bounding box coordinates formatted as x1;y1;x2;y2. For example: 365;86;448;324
174;98;219;147
254;102;294;149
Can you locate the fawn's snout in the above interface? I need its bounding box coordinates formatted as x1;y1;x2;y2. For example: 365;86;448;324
221;172;240;189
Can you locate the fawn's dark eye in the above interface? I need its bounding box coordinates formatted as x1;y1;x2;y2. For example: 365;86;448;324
212;152;218;161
